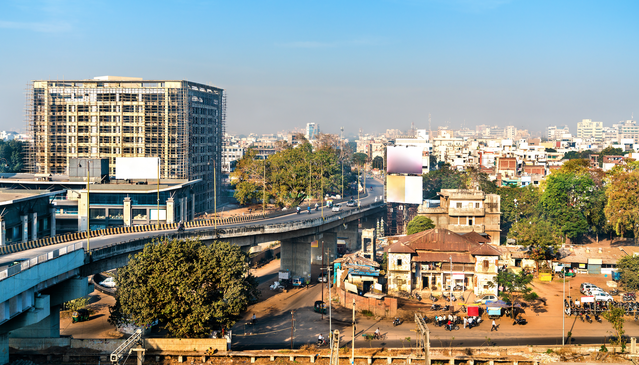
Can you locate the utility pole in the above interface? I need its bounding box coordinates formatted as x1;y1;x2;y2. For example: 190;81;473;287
562;273;565;346
321;240;325;320
449;256;453;311
340;126;344;198
263;161;266;215
328;247;332;336
351;299;355;364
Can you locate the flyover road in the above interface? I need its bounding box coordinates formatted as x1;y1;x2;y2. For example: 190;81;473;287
0;178;385;268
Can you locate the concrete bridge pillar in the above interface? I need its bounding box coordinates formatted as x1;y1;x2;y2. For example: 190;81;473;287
31;213;38;241
0;216;5;246
21;215;28;243
336;222;360;253
281;234;334;281
49;207;56;237
10;304;60;338
0;332;7;365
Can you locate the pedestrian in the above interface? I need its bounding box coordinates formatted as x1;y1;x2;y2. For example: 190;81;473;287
463;317;467;328
252;313;256;325
491;319;497;332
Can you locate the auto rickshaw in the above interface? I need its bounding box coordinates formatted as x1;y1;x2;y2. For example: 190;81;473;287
72;308;90;323
314;301;327;314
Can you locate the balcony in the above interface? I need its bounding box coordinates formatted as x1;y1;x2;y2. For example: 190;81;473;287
447;224;485;233
448;207;485;216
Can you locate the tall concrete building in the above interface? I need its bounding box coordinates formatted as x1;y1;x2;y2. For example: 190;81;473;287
577;119;603;141
306;122;319;140
25;76;225;213
616;120;639;143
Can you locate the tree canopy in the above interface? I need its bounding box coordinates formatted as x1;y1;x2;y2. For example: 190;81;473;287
422;165;496;200
109;238;258;338
406;216;435;235
615;255;639;291
605;168;639;243
231;142;354;207
489;270;538;318
0;140;24;172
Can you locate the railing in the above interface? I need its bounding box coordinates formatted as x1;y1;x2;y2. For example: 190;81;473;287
448;207;484;216
0;242;84;282
447;224;484;233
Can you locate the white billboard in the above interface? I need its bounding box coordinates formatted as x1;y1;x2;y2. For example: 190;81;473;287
387;146;423;174
116;157;159;180
387;175;423;204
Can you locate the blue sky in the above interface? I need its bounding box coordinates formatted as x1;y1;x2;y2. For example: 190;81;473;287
0;0;637;136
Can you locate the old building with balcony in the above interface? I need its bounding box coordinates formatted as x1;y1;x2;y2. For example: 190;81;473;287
417;189;501;245
386;228;500;296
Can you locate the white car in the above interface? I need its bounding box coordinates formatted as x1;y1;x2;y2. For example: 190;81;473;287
332;204;341;212
99;277;116;288
593;292;614;302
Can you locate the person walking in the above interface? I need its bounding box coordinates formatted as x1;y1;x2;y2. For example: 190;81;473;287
252;313;256;325
491;319;497;331
463;317;467;329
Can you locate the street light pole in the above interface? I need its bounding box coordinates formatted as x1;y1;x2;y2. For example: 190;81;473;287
86;161;90;252
562;272;565;346
450;256;453;310
263;160;266;215
351;299;355;364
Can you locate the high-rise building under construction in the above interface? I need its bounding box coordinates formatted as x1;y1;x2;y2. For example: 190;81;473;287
25;76;225;213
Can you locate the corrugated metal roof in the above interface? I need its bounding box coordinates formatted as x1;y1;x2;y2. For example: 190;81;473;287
398;228;479;252
412;252;475;263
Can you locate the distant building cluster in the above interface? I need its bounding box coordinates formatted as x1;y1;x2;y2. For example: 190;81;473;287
0;131;29;141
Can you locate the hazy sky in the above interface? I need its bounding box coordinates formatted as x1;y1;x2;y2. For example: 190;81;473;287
0;0;637;137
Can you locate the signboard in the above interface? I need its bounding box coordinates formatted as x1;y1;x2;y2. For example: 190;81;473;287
150;209;166;220
581;296;594;303
279;271;290;280
387;146;423;174
116;157;159;180
387;175;423;204
311;240;319;247
453;273;465;280
345;282;358;294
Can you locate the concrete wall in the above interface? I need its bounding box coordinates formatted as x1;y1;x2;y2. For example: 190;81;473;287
280;237;312;279
9;337;227;353
337;287;397;318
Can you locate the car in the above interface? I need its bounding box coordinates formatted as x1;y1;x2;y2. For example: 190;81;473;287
346;200;356;207
580;283;599;295
474;294;497;304
99;277;116;288
332;204;341;212
318;272;328;283
593;292;614;302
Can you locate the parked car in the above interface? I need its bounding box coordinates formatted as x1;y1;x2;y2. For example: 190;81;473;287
318;272;328;283
580;283;599;295
99;277;116;288
593;292;614;302
475;294;498;304
332;204;341;212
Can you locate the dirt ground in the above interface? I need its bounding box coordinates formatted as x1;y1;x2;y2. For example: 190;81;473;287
60;289;123;339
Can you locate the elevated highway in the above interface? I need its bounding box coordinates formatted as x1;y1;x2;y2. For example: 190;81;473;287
0;178;386;365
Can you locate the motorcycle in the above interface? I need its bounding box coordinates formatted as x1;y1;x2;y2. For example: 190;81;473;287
595;314;602;323
445;323;460;331
585;314;592;324
317;338;327;346
512;317;527;325
429;294;438;302
296;208;301;215
443;305;450;312
414;293;422;301
177;225;185;233
392;317;403;326
431;304;441;311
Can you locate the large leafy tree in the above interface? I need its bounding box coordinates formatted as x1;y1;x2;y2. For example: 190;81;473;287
539;170;597;240
497;186;540;235
422;165;496;200
110;238;258;338
0;140;24;172
406;216;435;235
488;270;538;318
616;255;639;291
231;142;352;207
605;168;639;243
509;217;562;269
372;156;384;170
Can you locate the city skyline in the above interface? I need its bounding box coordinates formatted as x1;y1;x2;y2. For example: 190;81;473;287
0;0;637;137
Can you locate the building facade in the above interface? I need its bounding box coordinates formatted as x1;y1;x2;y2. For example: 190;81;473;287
306;123;319;140
417;189;501;245
25;76;224;213
577;119;603;141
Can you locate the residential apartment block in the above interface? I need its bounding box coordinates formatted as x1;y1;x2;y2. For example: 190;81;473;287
25;76;224;213
417;189;501;245
577;119;603;141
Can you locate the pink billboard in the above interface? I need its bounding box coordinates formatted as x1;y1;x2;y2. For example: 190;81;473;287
387;146;423;175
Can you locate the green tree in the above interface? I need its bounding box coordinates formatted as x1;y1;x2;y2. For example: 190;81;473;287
563;150;593;160
372;156;384;170
497;186;540;235
110;238;258;338
605;169;639;243
616;255;639;291
602;307;626;351
406;216;435;235
352;152;368;167
509;217;562;269
488;270;538;319
539;171;597;240
0;140;25;172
